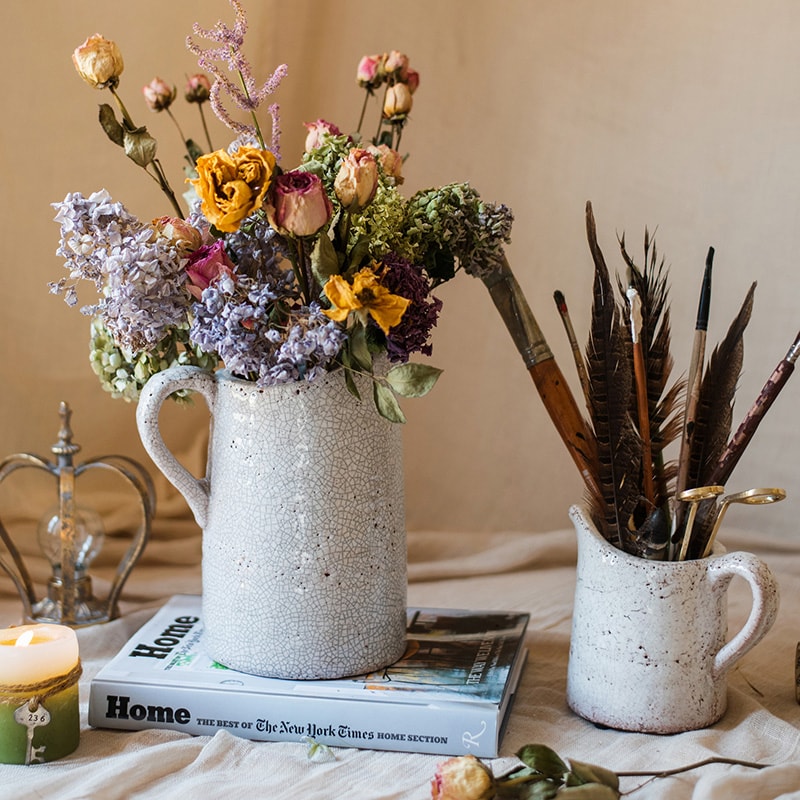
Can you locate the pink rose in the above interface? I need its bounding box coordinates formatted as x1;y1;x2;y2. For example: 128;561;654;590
405;68;420;94
303;119;343;153
431;755;495;800
366;144;404;184
385;50;410;80
185;240;235;300
142;77;176;112
334;148;379;212
266;171;333;238
185;73;211;104
383;82;413;119
356;54;385;88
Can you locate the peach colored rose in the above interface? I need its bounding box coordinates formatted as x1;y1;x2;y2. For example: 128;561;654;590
430;755;495;800
303;119;343;153
385;50;410;80
191;146;277;234
334;148;379;212
72;34;124;89
152;216;205;255
383;82;413;119
367;144;404;184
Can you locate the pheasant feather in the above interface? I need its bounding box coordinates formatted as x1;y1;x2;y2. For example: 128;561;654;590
683;282;756;557
584;203;641;551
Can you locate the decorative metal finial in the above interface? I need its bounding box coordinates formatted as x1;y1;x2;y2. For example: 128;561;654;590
0;402;155;627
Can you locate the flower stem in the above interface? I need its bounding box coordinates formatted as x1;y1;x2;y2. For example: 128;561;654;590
197;104;214;152
108;86;136;130
232;50;266;149
356;88;371;135
166;107;196;163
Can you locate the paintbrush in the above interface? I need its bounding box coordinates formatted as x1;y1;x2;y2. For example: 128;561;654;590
482;255;600;499
676;247;713;496
706;329;800;486
553;290;591;409
626;286;655;507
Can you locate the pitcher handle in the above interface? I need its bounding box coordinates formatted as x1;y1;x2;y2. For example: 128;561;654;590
708;552;780;678
136;366;217;529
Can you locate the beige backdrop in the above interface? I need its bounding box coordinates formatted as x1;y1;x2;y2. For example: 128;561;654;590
2;1;799;582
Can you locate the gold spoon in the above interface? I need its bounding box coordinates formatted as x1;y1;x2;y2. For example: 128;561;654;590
676;485;725;561
701;487;786;558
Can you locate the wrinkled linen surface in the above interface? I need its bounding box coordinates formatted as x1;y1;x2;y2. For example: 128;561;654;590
1;523;800;800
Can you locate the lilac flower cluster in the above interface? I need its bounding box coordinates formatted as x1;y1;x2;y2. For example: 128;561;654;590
189;275;346;387
378;253;443;362
51;191;189;352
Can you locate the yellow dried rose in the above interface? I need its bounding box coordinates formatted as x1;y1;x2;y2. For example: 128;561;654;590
324;266;409;335
72;34;124;89
191;146;277;233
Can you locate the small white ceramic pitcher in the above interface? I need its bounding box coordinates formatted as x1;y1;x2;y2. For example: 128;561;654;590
566;504;779;733
136;365;408;680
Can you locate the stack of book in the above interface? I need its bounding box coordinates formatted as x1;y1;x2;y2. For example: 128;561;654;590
89;594;529;756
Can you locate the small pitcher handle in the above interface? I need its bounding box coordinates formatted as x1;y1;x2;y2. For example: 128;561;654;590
708;552;780;678
136;366;217;529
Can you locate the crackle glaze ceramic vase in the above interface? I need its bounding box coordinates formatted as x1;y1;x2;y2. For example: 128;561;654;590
136;365;407;680
566;504;779;733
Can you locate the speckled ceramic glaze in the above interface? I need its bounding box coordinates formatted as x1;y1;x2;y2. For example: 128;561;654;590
136;366;407;680
566;504;779;733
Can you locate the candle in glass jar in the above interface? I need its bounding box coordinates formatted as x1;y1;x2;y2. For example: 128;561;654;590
0;623;80;764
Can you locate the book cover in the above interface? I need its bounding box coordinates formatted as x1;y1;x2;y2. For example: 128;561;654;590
89;595;528;756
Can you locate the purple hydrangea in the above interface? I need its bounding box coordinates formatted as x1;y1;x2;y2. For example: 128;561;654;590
377;253;443;363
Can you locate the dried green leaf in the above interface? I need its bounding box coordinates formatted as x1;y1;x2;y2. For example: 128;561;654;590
124;128;157;168
567;760;620;790
516;744;569;780
385;363;443;398
373;382;406;424
349;325;373;372
98;103;124;147
311;233;341;285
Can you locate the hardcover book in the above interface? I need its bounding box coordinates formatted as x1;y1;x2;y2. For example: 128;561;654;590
89;594;529;757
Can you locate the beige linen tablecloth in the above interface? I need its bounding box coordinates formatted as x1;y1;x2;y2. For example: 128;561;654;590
1;522;800;800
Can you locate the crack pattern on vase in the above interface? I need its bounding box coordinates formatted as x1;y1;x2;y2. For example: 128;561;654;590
137;366;407;679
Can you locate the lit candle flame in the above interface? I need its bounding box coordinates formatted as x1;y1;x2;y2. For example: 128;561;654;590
14;630;34;648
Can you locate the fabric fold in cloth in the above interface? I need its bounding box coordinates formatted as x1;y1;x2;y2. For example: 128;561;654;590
1;524;800;799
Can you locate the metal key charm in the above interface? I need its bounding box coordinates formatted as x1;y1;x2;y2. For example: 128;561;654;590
14;702;51;765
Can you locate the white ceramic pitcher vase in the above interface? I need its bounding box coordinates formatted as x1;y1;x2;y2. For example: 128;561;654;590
566;503;779;733
136;365;408;680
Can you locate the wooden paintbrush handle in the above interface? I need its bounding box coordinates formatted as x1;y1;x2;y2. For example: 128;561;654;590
528;358;600;499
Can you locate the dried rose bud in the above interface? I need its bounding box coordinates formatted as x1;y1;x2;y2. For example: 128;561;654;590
185;73;211;104
383;82;413;119
367;144;404;184
385;50;410;80
334;148;379;212
152;216;205;255
356;54;386;89
431;755;495;800
72;33;124;89
143;77;176;112
185;240;236;300
266;171;333;238
405;68;420;94
303;119;343;153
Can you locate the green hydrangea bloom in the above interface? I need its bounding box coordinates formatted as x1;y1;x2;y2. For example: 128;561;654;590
89;318;218;402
